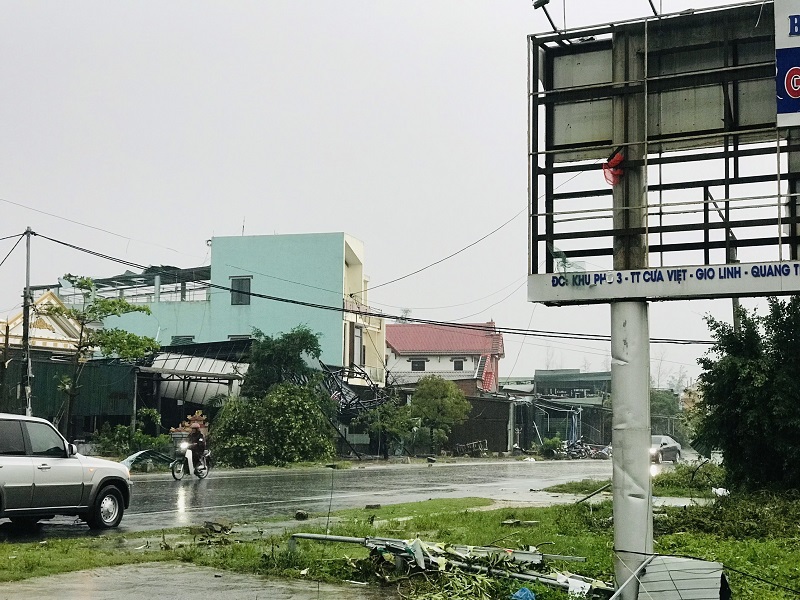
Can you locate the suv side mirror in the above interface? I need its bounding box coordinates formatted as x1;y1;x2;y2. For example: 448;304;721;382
68;443;78;456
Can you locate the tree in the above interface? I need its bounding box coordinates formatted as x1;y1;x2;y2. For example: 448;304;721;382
667;366;688;395
212;381;335;467
240;326;321;398
650;388;690;445
695;297;800;490
212;327;331;467
353;395;415;457
409;375;471;455
42;275;159;439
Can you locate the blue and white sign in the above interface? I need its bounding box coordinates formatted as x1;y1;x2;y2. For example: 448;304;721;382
528;261;800;305
776;1;800;127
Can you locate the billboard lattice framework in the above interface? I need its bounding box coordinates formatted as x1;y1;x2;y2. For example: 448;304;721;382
528;1;800;305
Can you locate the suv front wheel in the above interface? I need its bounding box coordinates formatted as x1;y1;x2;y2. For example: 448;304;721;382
87;486;124;529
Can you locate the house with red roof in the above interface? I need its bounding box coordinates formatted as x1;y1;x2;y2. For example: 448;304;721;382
385;321;504;393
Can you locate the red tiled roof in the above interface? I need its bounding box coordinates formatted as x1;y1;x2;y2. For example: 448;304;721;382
386;322;504;357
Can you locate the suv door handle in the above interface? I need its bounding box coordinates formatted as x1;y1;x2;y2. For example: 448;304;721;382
37;464;51;470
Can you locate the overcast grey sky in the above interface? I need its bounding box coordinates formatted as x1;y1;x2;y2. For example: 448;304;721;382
0;1;761;386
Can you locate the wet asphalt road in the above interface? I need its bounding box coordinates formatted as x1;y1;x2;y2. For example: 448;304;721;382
0;459;615;539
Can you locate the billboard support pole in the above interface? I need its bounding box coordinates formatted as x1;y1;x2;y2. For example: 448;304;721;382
610;26;653;599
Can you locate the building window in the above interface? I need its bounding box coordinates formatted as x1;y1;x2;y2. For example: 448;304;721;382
411;360;426;372
230;277;251;305
171;335;195;345
353;326;363;366
453;360;464;371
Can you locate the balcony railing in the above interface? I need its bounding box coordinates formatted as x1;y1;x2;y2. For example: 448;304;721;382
343;299;383;327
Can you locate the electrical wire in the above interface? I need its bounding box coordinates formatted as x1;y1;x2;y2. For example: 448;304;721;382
32;231;714;346
368;205;526;292
365;156;601;294
370;275;528;312
4;188;531;315
0;198;189;256
509;305;538;375
1;145;579;314
0;233;25;270
451;279;527;322
0;232;28;243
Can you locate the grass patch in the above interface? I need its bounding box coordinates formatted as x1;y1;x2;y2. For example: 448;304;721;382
1;491;798;599
333;497;493;522
652;461;725;497
542;479;612;496
543;461;726;499
0;535;176;583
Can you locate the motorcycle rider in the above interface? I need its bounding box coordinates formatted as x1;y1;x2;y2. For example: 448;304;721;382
186;422;206;475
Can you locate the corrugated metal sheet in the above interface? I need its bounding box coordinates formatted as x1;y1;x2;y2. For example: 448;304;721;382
147;352;247;404
637;556;725;600
2;357;135;418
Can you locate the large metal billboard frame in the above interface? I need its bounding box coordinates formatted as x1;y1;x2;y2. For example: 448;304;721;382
527;3;800;596
528;1;800;306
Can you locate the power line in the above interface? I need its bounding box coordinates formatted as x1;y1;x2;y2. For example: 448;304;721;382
0;231;28;243
7;191;527;314
32;231;714;346
368;206;526;292
366;158;599;293
0;198;196;258
0;233;25;270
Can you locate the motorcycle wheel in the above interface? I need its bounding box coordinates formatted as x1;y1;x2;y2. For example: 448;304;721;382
171;459;186;480
195;458;210;479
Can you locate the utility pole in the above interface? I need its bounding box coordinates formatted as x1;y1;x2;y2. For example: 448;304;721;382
21;227;33;416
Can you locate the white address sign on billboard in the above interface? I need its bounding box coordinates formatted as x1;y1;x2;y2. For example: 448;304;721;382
528;261;800;305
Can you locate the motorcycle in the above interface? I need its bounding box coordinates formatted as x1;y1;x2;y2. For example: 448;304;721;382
590;444;612;460
564;437;591;459
171;441;212;480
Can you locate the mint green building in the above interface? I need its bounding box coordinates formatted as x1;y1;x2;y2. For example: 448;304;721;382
37;232;386;385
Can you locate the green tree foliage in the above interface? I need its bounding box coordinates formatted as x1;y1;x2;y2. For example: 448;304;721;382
211;382;335;467
650;388;679;415
353;395;416;456
239;326;322;398
42;275;160;439
650;388;691;445
409;376;471;454
695;297;800;490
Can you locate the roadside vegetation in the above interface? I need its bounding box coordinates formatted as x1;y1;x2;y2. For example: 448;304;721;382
355;375;471;456
693;297;800;491
91;407;171;459
1;466;797;599
544;461;726;498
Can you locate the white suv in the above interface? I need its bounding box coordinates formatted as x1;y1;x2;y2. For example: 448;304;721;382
0;412;132;529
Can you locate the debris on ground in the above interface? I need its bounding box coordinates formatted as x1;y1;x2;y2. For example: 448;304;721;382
204;519;234;534
288;533;613;596
511;588;535;600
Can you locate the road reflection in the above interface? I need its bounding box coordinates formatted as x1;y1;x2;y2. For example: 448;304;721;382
1;460;616;538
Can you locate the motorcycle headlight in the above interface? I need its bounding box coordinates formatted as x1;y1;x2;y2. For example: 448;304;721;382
649;448;656;455
180;441;189;450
